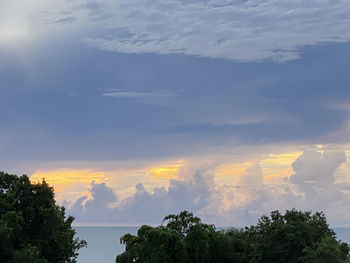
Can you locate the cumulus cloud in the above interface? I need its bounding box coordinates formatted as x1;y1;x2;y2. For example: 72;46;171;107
205;162;296;226
287;150;348;217
235;162;263;186
290;151;346;190
69;181;118;222
66;149;350;226
68;172;213;224
203;150;350;226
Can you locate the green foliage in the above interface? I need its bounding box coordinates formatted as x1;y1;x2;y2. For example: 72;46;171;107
242;209;349;263
116;211;244;263
163;211;203;237
116;225;187;263
13;245;49;263
116;209;350;263
300;236;348;263
0;171;87;263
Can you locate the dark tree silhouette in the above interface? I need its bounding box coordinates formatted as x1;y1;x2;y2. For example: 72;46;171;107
241;209;350;263
0;171;87;263
116;211;244;263
116;210;350;263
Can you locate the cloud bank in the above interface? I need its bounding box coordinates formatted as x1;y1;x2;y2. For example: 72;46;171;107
67;149;350;226
69;171;213;224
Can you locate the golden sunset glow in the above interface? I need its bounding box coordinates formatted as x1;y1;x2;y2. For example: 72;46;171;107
214;161;255;185
30;152;302;195
30;169;108;192
215;162;255;177
261;152;302;180
213;152;302;185
345;150;350;159
260;152;302;166
147;162;183;180
264;168;294;183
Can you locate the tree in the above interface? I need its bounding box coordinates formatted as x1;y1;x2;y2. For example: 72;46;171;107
116;211;244;263
116;209;349;263
116;224;187;263
0;171;87;263
243;209;349;263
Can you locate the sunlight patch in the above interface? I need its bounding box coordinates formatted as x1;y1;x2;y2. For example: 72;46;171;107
30;169;108;192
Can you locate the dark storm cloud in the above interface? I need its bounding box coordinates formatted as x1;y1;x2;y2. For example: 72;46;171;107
1;43;350;167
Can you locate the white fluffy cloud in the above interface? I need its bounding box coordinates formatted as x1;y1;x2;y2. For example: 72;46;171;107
68;171;213;224
290;151;346;191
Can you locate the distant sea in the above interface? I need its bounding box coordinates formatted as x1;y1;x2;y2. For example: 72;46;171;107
75;227;350;263
75;226;138;263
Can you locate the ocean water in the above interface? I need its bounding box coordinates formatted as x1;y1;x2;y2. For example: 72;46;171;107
334;228;350;243
75;227;350;263
75;226;138;263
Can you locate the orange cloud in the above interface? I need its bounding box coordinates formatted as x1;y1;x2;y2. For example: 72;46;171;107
214;161;255;185
260;152;302;167
30;169;108;193
147;162;183;181
261;152;301;182
214;151;302;185
264;168;294;184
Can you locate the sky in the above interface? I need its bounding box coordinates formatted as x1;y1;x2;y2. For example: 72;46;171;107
2;0;350;226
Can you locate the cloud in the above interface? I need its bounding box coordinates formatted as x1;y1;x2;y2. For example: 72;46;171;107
48;17;76;25
287;150;348;216
66;149;350;226
69;181;118;222
235;162;263;186
0;0;76;44
80;0;350;62
68;171;213;224
103;90;175;98
4;0;350;61
290;151;346;189
31;169;107;188
3;0;350;228
1;31;350;166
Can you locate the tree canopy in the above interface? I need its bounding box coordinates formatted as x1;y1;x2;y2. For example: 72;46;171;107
0;171;86;263
116;210;350;263
116;211;243;263
240;209;350;262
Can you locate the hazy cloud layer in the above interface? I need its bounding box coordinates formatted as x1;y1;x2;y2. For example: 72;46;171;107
81;0;350;62
3;1;350;62
1;40;350;170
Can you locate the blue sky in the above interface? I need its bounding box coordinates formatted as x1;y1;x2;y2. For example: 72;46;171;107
2;0;350;225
